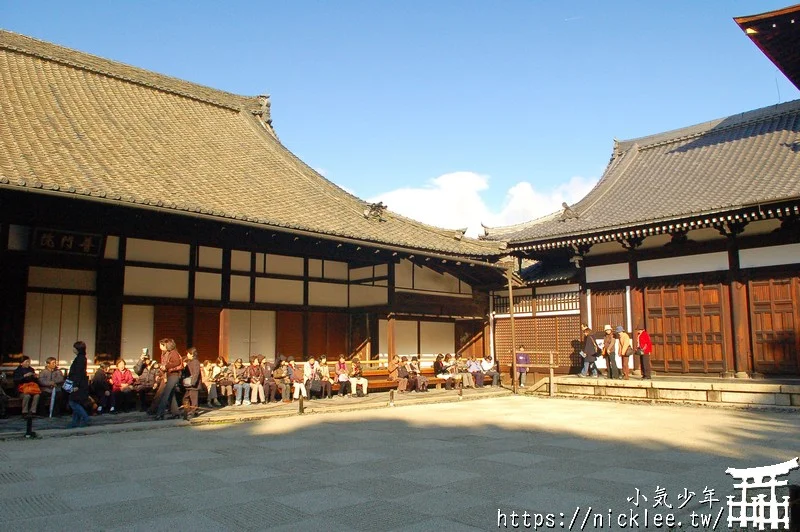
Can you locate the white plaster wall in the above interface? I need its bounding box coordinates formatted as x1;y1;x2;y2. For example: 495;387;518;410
535;283;580;295
231;250;251;272
586;263;629;283
265;254;304;276
309;282;348;307
255;278;304;305
104;236;120;259
195;272;221;300
124;267;189;298
379;319;418;356
349;285;388;307
413;264;460;293
308;259;323;278
396;259;413;289
28;267;96;291
230;275;251;302
420;321;455;356
739;243;800;269
126;238;189;265
637;252;729;278
324;260;348;280
198;246;222;269
349;265;374;281
121;304;154;363
227;309;253;361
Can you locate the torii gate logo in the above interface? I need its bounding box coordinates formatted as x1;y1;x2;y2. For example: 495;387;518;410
725;457;798;530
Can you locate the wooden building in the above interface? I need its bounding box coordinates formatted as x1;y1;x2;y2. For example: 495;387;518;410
0;31;506;366
484;5;800;379
485;96;800;377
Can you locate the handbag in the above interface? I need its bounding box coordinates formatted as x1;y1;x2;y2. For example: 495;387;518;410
182;377;193;387
19;381;41;395
308;379;322;393
62;379;74;393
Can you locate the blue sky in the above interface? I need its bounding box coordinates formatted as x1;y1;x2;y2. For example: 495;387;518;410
2;1;798;235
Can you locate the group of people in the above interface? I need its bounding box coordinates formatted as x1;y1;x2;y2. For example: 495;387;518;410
389;353;500;392
580;323;652;379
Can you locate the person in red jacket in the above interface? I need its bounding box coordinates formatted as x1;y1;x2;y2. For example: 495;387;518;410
111;359;135;412
636;324;653;380
154;338;183;420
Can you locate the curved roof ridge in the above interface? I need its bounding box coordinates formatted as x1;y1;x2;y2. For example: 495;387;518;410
0;29;258;112
617;99;800;152
481;210;562;239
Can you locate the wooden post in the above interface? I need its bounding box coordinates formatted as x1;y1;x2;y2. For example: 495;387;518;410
549;351;555;397
298;394;304;414
507;266;517;395
730;279;752;378
387;313;396;361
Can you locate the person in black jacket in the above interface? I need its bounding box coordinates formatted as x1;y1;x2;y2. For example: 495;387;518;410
91;362;114;414
67;341;90;428
182;348;202;419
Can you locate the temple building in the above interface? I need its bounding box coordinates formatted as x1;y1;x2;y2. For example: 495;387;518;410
0;30;506;366
484;4;800;378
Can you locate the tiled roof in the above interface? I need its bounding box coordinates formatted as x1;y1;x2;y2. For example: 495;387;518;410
519;260;577;285
0;31;504;259
484;99;800;244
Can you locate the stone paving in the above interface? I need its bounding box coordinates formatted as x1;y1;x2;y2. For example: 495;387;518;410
0;394;798;531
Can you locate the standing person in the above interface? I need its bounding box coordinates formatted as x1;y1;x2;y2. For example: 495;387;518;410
38;357;65;416
154;338;183;420
602;325;619;380
616;326;632;380
111;359;135;412
182;348;202;419
134;358;159;411
515;346;529;388
14;356;41;417
67;341;90;428
579;326;599;377
636;324;653;380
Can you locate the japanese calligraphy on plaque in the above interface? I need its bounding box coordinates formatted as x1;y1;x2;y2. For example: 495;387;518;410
32;228;102;256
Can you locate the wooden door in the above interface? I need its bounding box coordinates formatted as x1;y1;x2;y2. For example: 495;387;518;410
590;290;625;332
646;284;726;374
276;311;303;358
750;277;800;375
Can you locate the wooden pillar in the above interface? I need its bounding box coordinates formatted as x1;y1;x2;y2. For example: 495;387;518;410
387;313;396;360
0;251;27;362
507;266;517;394
730;279;752;378
95;258;124;357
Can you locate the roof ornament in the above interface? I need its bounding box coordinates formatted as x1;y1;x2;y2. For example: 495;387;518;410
559;202;579;221
254;94;273;127
453;228;467;241
363;201;388;221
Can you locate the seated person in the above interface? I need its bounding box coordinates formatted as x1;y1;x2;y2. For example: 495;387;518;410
335;355;351;397
349;357;368;397
303;356;322;399
288;357;306;400
272;358;291;402
13;356;41;416
467;356;485;387
409;356;428;392
246;355;266;405
260;356;278;403
316;355;333;399
434;354;457;390
111;359;135;412
389;355;408;393
481;355;500;386
454;353;475;388
134;358;160;411
215;358;234;406
38;356;66;416
231;358;251;406
90;362;114;414
202;359;222;407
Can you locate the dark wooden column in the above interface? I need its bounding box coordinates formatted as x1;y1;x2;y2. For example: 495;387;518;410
0;238;27;361
722;223;752;378
387;313;396;360
95;257;125;358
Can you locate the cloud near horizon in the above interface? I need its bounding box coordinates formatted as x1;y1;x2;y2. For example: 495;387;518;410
368;172;598;237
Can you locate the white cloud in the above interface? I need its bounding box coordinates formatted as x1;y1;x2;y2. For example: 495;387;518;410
368;172;597;237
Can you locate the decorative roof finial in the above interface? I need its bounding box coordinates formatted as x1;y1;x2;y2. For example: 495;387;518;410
559;202;579;221
363;201;388;221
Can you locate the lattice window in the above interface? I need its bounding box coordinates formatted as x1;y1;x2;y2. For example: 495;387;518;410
535;292;579;314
